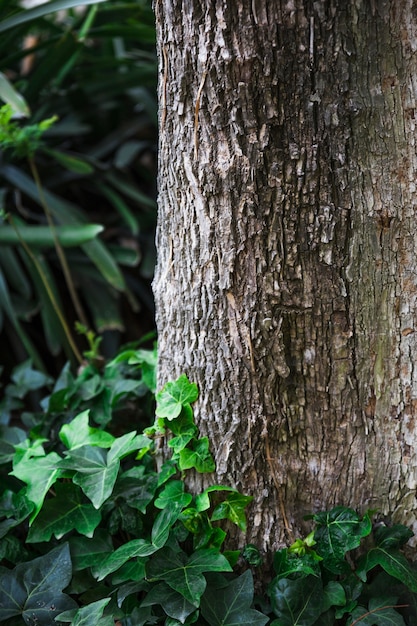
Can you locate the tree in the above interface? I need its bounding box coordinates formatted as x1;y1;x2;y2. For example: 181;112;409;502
153;0;417;553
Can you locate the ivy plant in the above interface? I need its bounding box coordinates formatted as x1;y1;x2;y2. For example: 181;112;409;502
268;507;417;625
0;348;265;626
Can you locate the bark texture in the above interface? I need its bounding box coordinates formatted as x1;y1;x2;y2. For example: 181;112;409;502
153;0;417;552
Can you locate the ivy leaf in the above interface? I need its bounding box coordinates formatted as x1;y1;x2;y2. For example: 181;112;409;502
269;576;324;626
272;548;321;580
201;570;269;626
107;431;147;463
0;543;77;624
178;437;215;473
154;480;193;510
112;466;158;513
211;492;253;531
0;426;26;463
10;451;62;522
152;505;182;549
59;410;115;450
356;547;417;592
69;530;113;571
155;375;198;420
26;482;101;542
141;582;197;623
56;598;113;626
348;596;407;625
92;539;157;581
168;432;195;453
59;446;119;508
322;581;346;612
313;506;372;569
195;486;238;512
374;525;414;550
128;346;158;392
146;547;232;606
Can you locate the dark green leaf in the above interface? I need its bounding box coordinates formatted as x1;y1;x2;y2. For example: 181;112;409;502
201;570;269;626
272;548;321;580
26;482;101;542
56;598;111;626
92;539;156;581
313;506;372;567
356;547;417;592
141;582;197;623
69;530;113;571
151;505;182;549
0;543;77;624
348;596;407;625
146;547;232;606
269;576;324;626
374;524;414;550
210;492;253;531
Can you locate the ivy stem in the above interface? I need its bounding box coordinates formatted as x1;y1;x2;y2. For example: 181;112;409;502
349;604;409;626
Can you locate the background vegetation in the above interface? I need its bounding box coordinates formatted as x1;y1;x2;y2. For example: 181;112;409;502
0;0;158;377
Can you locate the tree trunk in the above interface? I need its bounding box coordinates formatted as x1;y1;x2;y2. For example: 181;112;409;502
153;0;417;553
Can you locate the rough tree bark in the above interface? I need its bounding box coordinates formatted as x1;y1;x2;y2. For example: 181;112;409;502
153;0;417;553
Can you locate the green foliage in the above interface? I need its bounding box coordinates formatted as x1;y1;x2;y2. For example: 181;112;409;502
0;0;157;369
0;352;264;625
268;507;417;625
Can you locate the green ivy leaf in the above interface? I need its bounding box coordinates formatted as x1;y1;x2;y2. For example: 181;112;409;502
195;486;238;512
374;524;414;550
178;437;215;473
356;547;417;592
59;410;115;450
69;530;114;571
26;482;101;542
146;547;232;606
272;548;321;580
155;375;198;420
59;446;119;509
140;582;197;623
0;543;77;624
154;480;193;510
348;596;407;625
9;359;53;397
269;576;325;626
128;346;158;392
0;426;26;463
92;539;157;581
152;506;182;549
322;581;346;612
56;598;113;626
10;450;62;522
313;506;372;569
107;431;146;463
211;492;253;531
201;570;269;626
112;466;158;513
